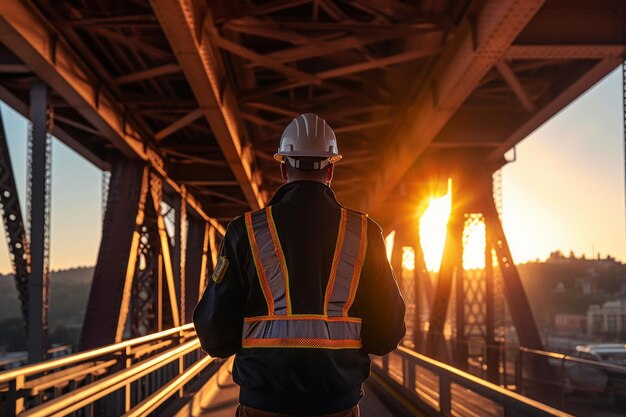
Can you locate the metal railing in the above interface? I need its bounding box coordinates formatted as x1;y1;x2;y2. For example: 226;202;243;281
372;346;573;417
517;347;626;412
0;324;216;417
0;346;73;372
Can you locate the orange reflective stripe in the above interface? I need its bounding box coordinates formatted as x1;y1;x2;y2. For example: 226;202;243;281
267;206;292;314
324;208;347;316
242;338;362;349
245;212;274;314
244;315;362;323
342;214;368;316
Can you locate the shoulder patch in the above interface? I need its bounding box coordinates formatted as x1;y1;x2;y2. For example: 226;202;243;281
212;256;229;284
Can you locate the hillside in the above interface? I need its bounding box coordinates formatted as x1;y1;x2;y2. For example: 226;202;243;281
0;267;93;350
518;252;626;330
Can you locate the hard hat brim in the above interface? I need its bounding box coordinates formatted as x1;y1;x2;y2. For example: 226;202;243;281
274;151;342;163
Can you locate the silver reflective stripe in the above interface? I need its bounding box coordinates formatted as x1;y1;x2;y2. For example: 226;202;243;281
327;210;367;316
243;319;361;341
249;209;288;315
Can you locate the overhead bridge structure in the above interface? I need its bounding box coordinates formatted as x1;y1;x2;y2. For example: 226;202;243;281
0;0;624;415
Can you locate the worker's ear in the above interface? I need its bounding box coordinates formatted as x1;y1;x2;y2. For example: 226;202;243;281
326;163;334;185
280;162;288;181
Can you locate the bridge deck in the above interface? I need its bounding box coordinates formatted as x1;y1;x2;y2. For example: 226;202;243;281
195;359;405;417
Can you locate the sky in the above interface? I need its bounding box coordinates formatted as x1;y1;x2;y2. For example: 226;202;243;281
0;103;103;274
0;66;624;273
501;67;625;264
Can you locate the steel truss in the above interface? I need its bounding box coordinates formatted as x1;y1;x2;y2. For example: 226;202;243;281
0;107;30;326
81;158;219;349
423;171;546;382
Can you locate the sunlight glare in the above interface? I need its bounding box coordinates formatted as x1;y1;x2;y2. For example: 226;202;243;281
402;246;415;271
385;230;395;263
462;215;486;270
419;180;452;272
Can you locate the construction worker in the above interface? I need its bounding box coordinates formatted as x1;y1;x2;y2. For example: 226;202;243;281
193;113;406;417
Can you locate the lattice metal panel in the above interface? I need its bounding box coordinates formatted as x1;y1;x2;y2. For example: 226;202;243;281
461;214;487;337
130;220;159;337
101;171;111;222
493;170;503;220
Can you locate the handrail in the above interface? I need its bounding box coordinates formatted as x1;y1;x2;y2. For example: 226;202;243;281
123;355;215;417
374;346;573;417
519;346;626;373
21;339;201;417
0;323;194;383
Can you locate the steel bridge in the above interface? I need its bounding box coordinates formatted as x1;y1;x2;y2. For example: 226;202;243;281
0;0;625;416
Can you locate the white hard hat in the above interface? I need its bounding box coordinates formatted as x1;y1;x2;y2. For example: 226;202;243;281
274;113;341;166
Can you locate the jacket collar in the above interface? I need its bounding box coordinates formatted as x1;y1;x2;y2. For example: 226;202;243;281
268;181;340;206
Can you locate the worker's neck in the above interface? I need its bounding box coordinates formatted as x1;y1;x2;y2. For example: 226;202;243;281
287;178;327;184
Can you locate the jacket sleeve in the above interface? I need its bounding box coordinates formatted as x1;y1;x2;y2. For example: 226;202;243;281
193;220;248;358
355;220;406;355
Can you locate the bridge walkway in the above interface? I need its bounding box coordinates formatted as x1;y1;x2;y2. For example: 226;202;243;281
193;359;405;417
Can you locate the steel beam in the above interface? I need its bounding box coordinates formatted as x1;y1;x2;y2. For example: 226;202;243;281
484;202;543;352
250;47;441;96
359;0;545;214
150;0;266;209
0;107;30;326
506;44;625;60
179;190;187;323
0;1;139;158
245;32;414;66
184;217;207;323
0;0;221;228
113;63;181;85
487;58;623;162
80;162;149;350
0;85;107;171
155;109;205;142
171;193;184;322
27;80;50;363
169;163;238;183
495;61;536;113
150;173;181;327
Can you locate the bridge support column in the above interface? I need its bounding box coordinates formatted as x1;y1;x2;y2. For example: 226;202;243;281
183;216;208;323
80;161;149;350
425;166;546;382
28;80;51;362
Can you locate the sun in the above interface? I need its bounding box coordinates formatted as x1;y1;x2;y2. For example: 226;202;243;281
419;182;452;272
418;179;487;272
386;178;488;274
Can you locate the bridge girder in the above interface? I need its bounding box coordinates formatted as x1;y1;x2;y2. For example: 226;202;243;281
0;0;225;235
150;0;267;210
360;0;547;215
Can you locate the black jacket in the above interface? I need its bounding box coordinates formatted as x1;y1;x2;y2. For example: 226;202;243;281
193;181;406;414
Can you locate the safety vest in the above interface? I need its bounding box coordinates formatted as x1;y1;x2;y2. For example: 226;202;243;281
243;206;368;349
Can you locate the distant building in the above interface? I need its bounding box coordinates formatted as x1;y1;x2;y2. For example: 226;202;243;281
574;277;597;295
554;313;586;334
552;282;566;293
587;299;626;336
